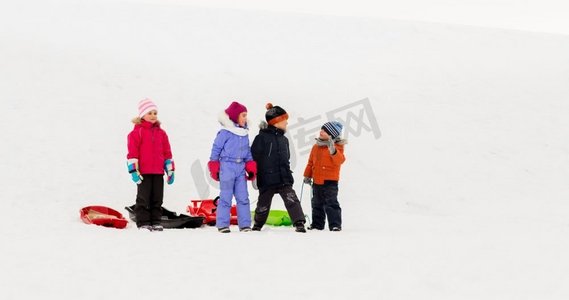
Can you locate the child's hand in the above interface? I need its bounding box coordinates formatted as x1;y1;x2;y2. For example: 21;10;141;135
127;159;143;184
303;177;312;185
207;160;221;181
245;160;257;181
164;159;175;185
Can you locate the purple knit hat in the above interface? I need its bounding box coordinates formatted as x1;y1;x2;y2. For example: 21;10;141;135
225;101;247;123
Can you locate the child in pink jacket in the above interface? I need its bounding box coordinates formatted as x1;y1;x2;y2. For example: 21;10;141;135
126;98;174;231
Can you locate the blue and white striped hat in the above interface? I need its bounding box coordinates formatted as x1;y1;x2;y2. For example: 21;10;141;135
322;121;343;139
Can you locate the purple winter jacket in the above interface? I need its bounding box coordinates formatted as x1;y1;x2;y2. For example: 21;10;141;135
210;112;253;163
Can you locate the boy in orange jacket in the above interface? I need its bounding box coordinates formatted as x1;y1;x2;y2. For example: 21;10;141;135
303;121;346;231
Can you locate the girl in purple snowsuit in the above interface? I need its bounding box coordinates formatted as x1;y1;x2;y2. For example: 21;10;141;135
208;102;257;233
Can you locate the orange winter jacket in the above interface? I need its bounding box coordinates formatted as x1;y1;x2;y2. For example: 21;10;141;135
303;140;346;185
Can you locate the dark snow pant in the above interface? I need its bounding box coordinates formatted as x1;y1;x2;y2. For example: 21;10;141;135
311;181;341;230
135;174;164;227
254;185;306;227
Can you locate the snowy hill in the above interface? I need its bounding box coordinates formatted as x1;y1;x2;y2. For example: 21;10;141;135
2;0;569;299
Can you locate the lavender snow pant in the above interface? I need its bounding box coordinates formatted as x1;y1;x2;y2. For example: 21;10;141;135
218;161;252;228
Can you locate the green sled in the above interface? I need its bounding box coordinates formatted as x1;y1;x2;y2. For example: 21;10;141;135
252;210;292;226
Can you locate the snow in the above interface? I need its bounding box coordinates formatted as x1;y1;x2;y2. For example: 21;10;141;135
118;0;569;35
2;0;569;299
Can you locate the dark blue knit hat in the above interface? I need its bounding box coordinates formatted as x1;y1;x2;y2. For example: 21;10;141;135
322;121;343;139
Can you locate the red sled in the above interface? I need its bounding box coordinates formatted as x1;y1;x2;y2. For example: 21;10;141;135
187;197;238;226
80;205;128;229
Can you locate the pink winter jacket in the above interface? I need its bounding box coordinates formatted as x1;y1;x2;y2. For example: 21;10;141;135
127;120;173;174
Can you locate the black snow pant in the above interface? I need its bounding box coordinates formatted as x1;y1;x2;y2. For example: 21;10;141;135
135;174;164;227
310;181;341;230
254;185;306;227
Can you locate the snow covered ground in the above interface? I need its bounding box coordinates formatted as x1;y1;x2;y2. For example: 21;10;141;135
119;0;569;35
1;0;569;299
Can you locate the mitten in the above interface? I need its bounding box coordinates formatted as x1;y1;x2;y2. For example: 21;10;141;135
327;139;337;155
245;160;257;181
127;158;143;184
303;177;312;185
164;159;175;185
207;160;220;181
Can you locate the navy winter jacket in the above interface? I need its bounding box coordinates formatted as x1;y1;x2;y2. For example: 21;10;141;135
251;123;294;190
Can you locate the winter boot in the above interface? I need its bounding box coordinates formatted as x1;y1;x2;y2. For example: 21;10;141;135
138;225;153;231
307;225;323;231
331;227;342;232
295;222;306;233
218;227;231;233
252;224;262;231
152;224;164;231
240;227;252;232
